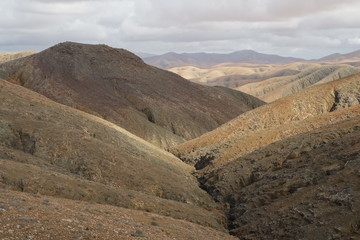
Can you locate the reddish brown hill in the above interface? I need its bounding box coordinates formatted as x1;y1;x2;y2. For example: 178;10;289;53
0;42;264;149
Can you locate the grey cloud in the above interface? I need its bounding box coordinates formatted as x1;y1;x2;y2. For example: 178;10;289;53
1;0;360;58
132;0;360;27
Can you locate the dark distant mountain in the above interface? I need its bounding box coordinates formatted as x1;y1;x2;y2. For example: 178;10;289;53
143;50;304;69
318;49;360;63
0;42;264;149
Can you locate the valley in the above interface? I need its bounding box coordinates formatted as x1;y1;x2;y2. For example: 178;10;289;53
0;42;359;239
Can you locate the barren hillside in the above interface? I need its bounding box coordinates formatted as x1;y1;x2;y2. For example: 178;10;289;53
0;42;264;149
169;62;313;88
170;73;360;239
238;64;360;102
0;189;237;240
0;79;229;232
169;63;360;103
2;43;360;239
0;51;36;63
168;64;275;86
171;73;360;174
202;109;360;239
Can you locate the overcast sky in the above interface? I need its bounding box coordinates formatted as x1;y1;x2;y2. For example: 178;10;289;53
1;0;360;59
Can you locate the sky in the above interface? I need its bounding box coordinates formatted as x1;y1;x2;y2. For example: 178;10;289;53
1;0;360;59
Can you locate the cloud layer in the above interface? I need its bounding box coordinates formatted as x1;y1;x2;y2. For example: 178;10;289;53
1;0;360;58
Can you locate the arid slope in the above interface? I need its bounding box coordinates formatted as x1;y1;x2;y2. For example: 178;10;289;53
0;79;228;231
169;62;360;103
0;190;236;239
0;42;264;149
171;73;360;174
168;64;279;87
170;72;360;239
238;64;360;102
0;51;36;63
202;109;360;239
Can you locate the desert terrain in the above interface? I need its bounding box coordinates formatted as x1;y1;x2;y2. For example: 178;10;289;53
155;50;360;103
0;42;263;149
0;51;36;64
1;42;359;239
171;73;360;239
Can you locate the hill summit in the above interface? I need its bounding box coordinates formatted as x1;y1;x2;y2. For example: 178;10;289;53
0;42;264;148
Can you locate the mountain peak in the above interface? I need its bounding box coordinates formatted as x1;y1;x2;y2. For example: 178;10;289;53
0;41;264;149
44;41;145;66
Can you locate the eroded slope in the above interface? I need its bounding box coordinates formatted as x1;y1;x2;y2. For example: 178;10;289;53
0;79;227;231
170;72;360;239
0;190;236;240
0;42;264;149
171;73;360;175
238;64;360;102
202;110;360;239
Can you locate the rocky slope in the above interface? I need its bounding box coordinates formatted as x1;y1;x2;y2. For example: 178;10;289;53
0;190;236;240
0;79;229;233
0;42;264;149
238;64;360;102
2;43;360;240
171;73;360;174
0;51;36;64
202;110;360;239
170;73;360;239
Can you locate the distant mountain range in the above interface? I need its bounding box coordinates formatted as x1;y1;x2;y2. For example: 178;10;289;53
143;49;360;69
143;50;304;69
141;49;360;103
3;48;360;70
1;41;360;239
317;49;360;64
